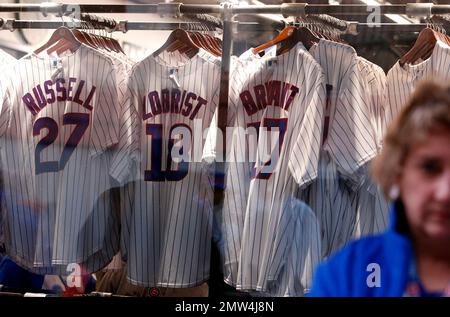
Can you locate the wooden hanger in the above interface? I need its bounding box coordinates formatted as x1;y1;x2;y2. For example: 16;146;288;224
35;26;82;55
153;29;200;59
97;33;113;52
203;33;222;55
251;26;296;55
400;27;442;66
109;36;125;54
101;30;124;53
187;32;207;53
214;37;223;52
102;18;125;54
276;27;320;55
191;32;221;56
53;28;98;56
431;16;450;46
436;28;450;46
72;29;98;49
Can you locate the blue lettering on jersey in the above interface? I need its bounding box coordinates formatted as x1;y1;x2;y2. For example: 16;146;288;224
22;78;96;115
239;80;299;116
142;89;208;121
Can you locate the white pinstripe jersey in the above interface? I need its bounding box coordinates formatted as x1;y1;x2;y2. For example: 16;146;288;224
304;40;378;259
352;175;389;237
353;58;389;238
260;198;321;297
210;48;273;289
217;43;326;292
0;49;17;251
96;48;136;272
382;41;450;235
357;57;387;151
110;49;221;287
386;40;450;134
121;41;153;63
53;47;134;274
0;44;121;274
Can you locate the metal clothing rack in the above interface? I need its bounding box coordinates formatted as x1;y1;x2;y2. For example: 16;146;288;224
0;2;450;16
1;2;450;295
0;19;288;32
1;17;446;34
0;1;448;206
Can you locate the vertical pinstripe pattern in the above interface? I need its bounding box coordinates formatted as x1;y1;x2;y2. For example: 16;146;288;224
385;40;450;135
121;41;153;63
373;40;450;239
217;43;326;293
306;40;378;259
0;49;17;252
211;49;270;289
263;198;321;297
357;57;386;152
352;174;389;237
352;58;389;238
110;49;221;287
0;45;121;274
84;48;134;272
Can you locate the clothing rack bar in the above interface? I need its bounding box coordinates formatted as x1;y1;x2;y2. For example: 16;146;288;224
0;19;281;32
0;3;450;17
1;19;444;34
355;23;441;33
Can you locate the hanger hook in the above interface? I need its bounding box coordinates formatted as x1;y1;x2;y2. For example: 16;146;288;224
61;10;65;28
442;16;448;35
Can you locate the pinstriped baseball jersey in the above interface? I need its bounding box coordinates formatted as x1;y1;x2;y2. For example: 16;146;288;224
353;175;389;237
0;50;16;73
121;41;153;63
219;42;326;292
209;48;273;289
0;44;121;274
353;58;389;238
367;60;387;150
310;40;378;179
52;48;131;274
110;49;221;287
386;40;450;135
357;57;386;151
261;198;321;297
305;39;378;258
94;50;136;272
0;49;16;252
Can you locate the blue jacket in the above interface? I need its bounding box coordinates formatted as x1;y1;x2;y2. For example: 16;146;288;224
309;202;415;296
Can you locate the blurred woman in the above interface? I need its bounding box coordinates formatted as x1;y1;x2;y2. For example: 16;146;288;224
309;80;450;296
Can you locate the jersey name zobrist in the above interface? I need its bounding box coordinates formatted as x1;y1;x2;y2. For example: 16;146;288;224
22;78;96;116
239;80;300;116
142;88;208;121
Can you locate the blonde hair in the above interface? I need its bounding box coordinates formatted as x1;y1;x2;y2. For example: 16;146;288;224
372;80;450;198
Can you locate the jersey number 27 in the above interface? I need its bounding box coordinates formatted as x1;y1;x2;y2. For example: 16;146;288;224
33;113;89;175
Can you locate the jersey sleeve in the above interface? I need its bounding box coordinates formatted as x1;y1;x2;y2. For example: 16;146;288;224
89;67;120;156
324;66;378;184
288;68;326;187
109;77;141;185
372;66;387;150
0;74;13;139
